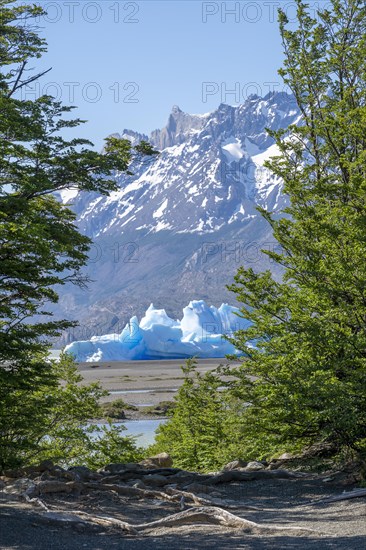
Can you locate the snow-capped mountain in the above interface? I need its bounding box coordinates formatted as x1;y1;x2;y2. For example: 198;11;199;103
65;92;298;238
56;92;300;345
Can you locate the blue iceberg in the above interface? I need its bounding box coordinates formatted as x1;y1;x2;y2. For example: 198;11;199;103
64;300;250;362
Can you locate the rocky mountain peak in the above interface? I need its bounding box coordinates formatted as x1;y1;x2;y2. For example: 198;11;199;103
67;92;300;238
150;105;206;150
171;105;183;115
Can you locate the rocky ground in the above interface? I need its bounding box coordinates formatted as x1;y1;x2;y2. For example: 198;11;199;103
1;456;366;549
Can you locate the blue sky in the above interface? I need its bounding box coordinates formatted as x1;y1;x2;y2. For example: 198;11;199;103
30;1;293;149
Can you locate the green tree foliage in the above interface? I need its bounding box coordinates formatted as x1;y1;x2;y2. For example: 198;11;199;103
153;0;366;471
0;0;156;469
151;359;237;472
0;352;143;470
227;0;366;459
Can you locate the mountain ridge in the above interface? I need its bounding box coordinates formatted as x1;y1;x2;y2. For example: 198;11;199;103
55;92;299;345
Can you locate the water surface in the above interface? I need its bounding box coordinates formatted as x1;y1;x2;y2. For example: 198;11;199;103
95;418;167;447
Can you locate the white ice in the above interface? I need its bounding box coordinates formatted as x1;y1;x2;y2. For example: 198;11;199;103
64;300;250;362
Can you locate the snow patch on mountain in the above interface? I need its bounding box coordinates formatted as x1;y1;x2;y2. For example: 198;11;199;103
59;188;79;203
153;199;168;219
222;137;245;162
51;93;301;343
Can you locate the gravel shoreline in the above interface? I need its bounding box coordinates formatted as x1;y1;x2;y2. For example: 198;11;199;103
79;358;237;416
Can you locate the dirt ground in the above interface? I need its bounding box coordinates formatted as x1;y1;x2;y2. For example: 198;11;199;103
1;474;366;549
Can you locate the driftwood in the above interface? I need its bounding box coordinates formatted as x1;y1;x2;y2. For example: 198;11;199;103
39;506;321;537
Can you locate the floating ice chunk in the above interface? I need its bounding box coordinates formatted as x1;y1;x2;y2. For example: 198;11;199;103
64;300;250;362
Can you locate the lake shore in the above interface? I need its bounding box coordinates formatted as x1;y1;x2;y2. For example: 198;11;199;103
78;358;240;419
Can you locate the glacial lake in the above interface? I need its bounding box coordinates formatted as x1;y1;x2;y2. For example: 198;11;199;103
96;418;167;447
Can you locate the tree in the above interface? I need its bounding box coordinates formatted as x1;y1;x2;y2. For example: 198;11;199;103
0;352;144;470
0;0;157;469
227;0;366;460
151;359;235;472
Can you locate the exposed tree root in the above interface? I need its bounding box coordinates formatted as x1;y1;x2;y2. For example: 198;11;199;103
164;486;263;511
22;494;50;512
99;482;260;510
25;480;261;511
84;481;206;507
40;506;322;537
